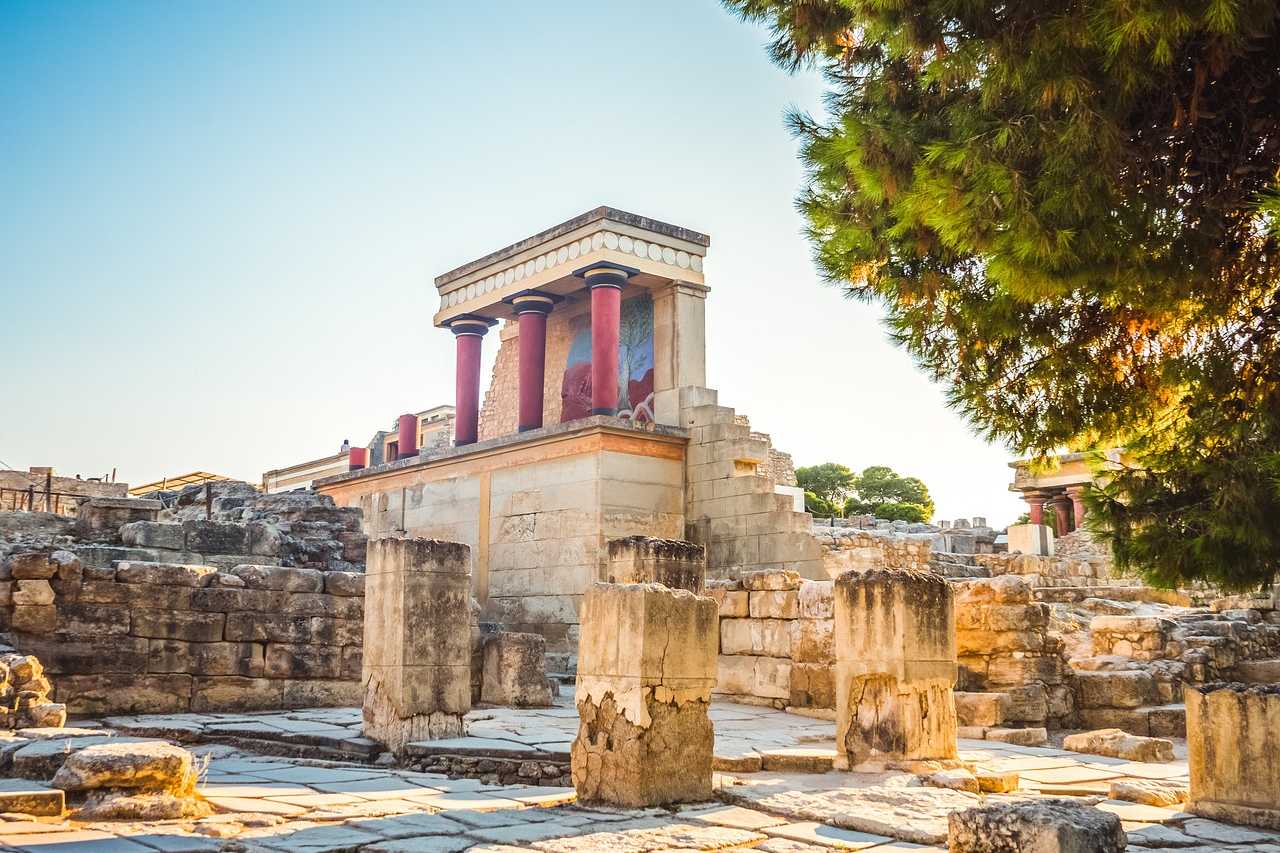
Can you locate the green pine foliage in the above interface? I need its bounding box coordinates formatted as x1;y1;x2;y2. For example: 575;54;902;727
726;0;1280;589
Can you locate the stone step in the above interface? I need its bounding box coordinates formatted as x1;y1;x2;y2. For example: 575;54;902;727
1076;703;1185;739
0;778;65;816
1235;658;1280;683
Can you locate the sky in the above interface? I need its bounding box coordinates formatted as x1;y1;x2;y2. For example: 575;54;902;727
1;0;1027;525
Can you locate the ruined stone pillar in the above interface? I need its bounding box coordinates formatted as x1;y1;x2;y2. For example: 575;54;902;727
577;263;632;416
447;317;494;446
1187;683;1280;830
606;536;706;593
363;538;472;754
1066;485;1087;529
396;413;418;460
509;291;557;432
1023;490;1049;526
834;568;957;768
571;582;717;806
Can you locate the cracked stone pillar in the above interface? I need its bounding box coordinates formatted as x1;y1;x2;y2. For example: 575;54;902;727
834;568;958;768
605;536;706;593
363;538;472;754
571;582;718;806
1187;683;1280;830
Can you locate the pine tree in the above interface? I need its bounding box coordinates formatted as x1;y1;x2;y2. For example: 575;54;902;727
726;0;1280;589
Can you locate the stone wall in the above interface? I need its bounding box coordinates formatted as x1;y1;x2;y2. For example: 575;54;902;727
954;576;1071;730
973;551;1122;588
0;471;126;516
1;549;364;715
815;528;932;577
707;569;834;712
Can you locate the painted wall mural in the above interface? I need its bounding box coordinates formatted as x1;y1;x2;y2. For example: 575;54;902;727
560;292;655;423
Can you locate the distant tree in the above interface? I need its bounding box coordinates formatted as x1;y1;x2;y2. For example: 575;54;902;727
722;0;1280;590
803;490;838;518
796;463;855;513
844;466;935;521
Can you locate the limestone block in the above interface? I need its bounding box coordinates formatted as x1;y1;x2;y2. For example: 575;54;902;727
1075;670;1155;709
1006;523;1053;557
74;497;161;541
52;741;196;795
120;522;186;551
12;605;57;634
147;639;262;677
1063;728;1174;762
1187;682;1280;830
717;590;749;617
834;568;957;767
749;589;799;619
115;561;218;588
1110;778;1188;807
130;610;225;643
954;692;1004;728
12;580;54;607
742;569;801;591
948;798;1125;852
720;618;791;658
264;643;343;679
7;552;58;580
798;580;833;619
789;661;835;709
324;571;365;597
790;618;833;663
228;564;324;593
571;582;717;807
605;536;706;594
190;676;283;712
362;538;472;753
986;727;1048;746
999;684;1048;724
481;632;552;707
56;674;193;715
181;520;248;554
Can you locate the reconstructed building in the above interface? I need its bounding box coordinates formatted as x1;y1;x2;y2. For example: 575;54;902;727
1008;449;1130;536
262;405;456;493
315;207;824;658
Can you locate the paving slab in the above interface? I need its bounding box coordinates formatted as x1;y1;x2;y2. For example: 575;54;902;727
766;820;892;849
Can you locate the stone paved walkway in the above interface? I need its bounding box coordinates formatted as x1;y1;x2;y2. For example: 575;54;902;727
13;701;1268;852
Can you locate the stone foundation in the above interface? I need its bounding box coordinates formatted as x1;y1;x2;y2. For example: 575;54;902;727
1187;682;1280;830
362;538;471;754
571;582;717;807
834;568;957;767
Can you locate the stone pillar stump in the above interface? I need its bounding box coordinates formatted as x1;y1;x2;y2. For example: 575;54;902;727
606;536;706;593
834;568;958;768
1187;683;1280;830
362;538;472;754
571;582;717;807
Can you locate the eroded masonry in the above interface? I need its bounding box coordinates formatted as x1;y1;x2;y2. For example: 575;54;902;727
1;207;1277;850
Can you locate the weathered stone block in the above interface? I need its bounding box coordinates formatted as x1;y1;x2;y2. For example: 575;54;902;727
190;677;283;712
130;610;225;643
74;497;161;541
281;679;362;708
1075;670;1155;709
116;562;217;588
481;632;552;707
11;606;56;634
834;568;957;767
189;587;285;613
742;569;801;591
147;640;262;677
749;589;798;619
606;536;706;593
228;564;324;592
56;674;192;715
362;538;471;753
716;590;749;617
720;618;791;658
798;580;833;618
1063;728;1174;762
181;520;248;554
948;798;1125;852
7;552;58;580
324;571;365;597
12;580;54;607
264;643;342;679
572;582;717;807
120;522;186;551
790;618;833;663
789;662;835;709
954;692;1005;728
1187;682;1280;830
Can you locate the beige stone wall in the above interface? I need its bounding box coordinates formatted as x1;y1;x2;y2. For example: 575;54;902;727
321;424;686;659
816;529;932;576
0;471;126;516
1187;683;1280;830
707;570;834;712
1;552;363;715
973;551;1119;588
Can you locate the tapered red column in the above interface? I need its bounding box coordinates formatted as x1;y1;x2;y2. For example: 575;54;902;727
1024;491;1049;526
447;317;494;447
1050;494;1072;536
576;263;633;416
396;413;418;460
1066;485;1087;530
507;291;557;432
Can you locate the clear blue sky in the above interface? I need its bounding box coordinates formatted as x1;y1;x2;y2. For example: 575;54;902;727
1;0;1025;524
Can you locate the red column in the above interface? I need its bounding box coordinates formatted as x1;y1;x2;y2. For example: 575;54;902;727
1024;491;1048;525
1066;485;1087;530
347;447;367;471
448;317;493;447
581;265;630;416
396;413;418;460
1050;495;1072;537
510;292;556;432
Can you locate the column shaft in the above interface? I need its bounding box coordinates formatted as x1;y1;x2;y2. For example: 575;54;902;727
590;283;621;415
509;292;556;432
396;413;417;460
449;318;492;447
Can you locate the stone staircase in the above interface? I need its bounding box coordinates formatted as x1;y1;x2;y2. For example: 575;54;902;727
680;389;824;579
